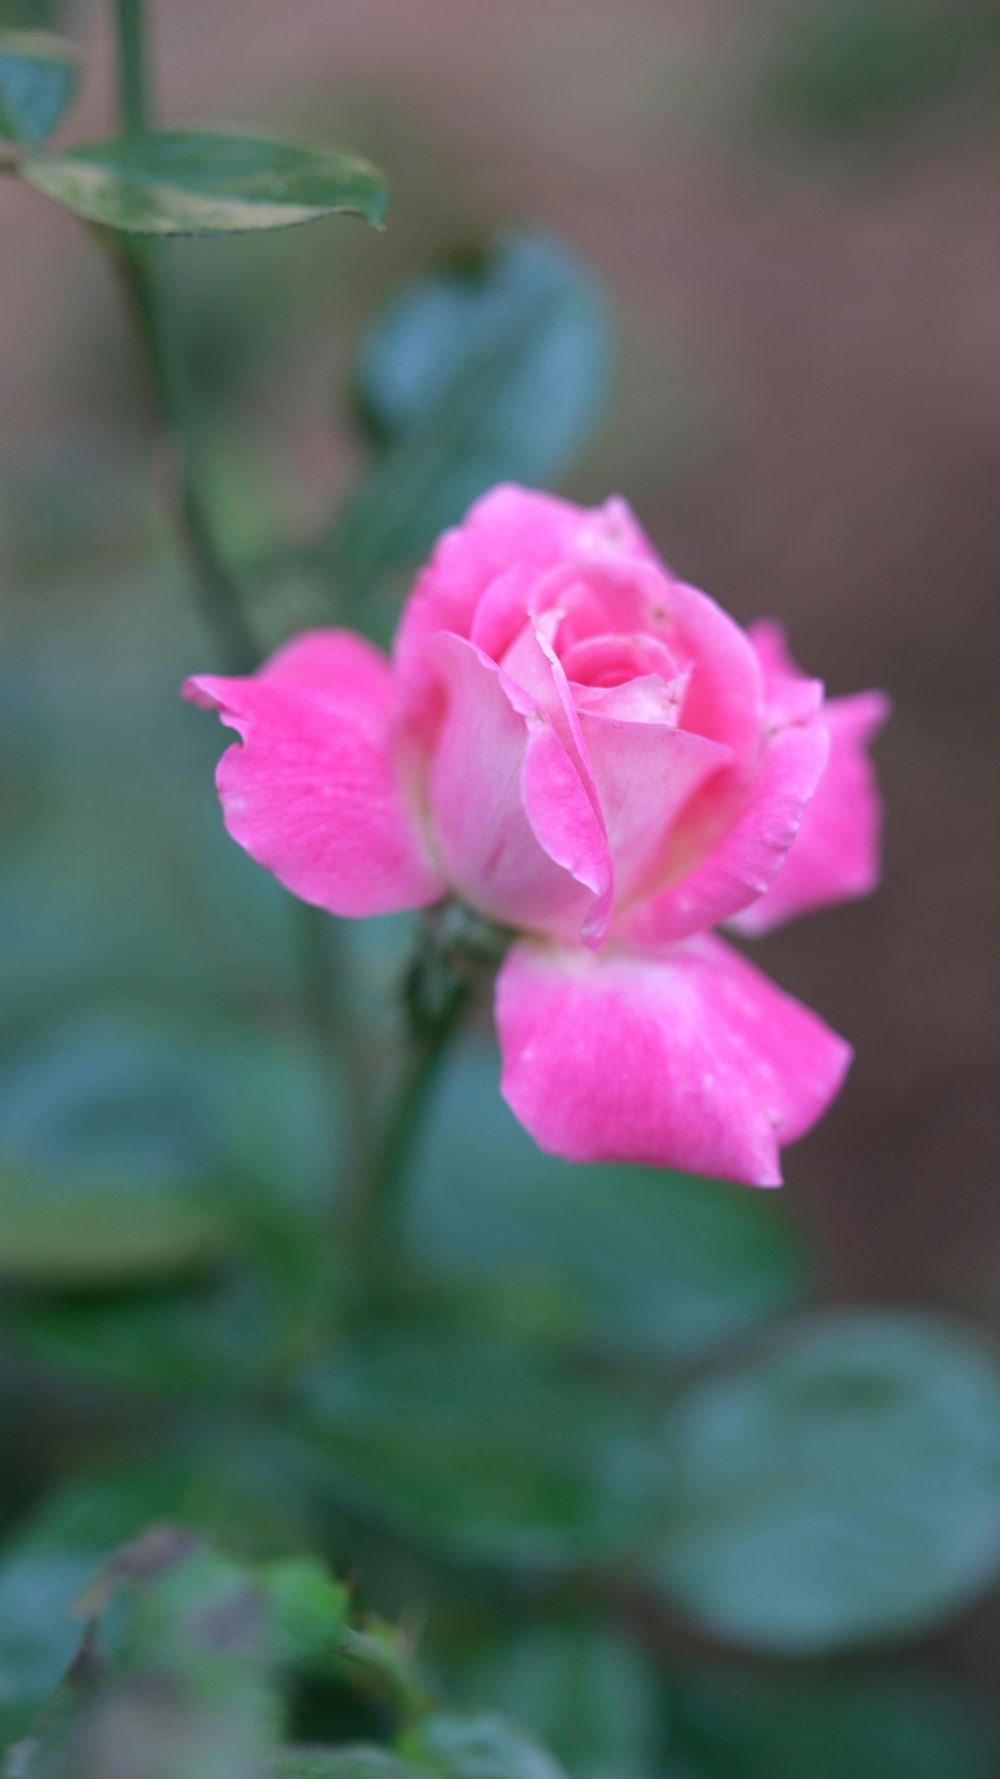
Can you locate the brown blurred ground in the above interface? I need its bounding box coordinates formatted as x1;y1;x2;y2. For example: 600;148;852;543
3;0;1000;1668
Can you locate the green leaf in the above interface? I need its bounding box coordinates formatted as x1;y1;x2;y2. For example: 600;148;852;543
403;1714;568;1779
406;1044;808;1363
652;1313;1000;1653
0;1166;228;1284
0;1455;326;1750
4;1285;266;1399
0;1019;238;1285
0;30;77;148
668;1669;1000;1779
299;1330;668;1570
758;0;1000;148
274;1754;425;1779
260;1558;350;1672
465;1619;662;1779
23;127;388;235
23;1544;278;1779
327;232;611;591
0;1466;200;1746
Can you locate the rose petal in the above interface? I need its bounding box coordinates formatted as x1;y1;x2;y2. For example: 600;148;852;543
615;721;831;944
750;618;825;727
496;933;852;1185
733;689;890;935
394;486;591;734
579;707;729;905
183;630;443;918
429;634;612;941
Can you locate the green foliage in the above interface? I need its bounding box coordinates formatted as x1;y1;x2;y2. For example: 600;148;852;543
758;0;1000;147
406;1043;810;1363
4;5;1000;1774
261;1560;350;1672
274;1756;426;1779
23;128;389;235
403;1714;567;1779
653;1313;1000;1652
0;1014;319;1287
667;1669;1000;1779
326;232;611;598
0;30;77;148
300;1329;669;1570
0;1466;202;1748
464;1618;661;1779
0;1526;572;1779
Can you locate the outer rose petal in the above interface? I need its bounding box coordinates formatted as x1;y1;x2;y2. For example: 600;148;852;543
619;721;830;944
732;689;890;935
496;934;852;1186
183;630;444;918
429;635;612;941
394;487;592;733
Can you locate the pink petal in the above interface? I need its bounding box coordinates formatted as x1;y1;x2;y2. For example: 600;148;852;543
579;707;729;906
394;486;590;734
620;721;831;944
732;689;890;935
183;630;444;918
533;558;764;767
496;934;852;1185
393;486;679;735
494;619;612;939
749;618;825;726
666;580;764;765
428;634;612;942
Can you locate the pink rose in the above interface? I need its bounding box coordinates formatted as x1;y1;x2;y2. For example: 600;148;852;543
184;486;888;1186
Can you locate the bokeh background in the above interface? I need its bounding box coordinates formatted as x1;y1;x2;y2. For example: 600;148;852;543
3;0;1000;1767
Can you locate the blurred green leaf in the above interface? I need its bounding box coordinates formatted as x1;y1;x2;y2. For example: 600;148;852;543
466;1619;662;1779
327;231;611;593
300;1330;668;1570
653;1314;1000;1653
23;1544;278;1779
0;29;77;148
0;1002;342;1291
274;1756;425;1779
758;0;1000;146
404;1713;567;1779
0;1169;227;1287
23;128;388;235
0;1454;328;1750
261;1558;350;1672
668;1668;1000;1779
406;1044;808;1364
0;1466;197;1746
0;1020;237;1286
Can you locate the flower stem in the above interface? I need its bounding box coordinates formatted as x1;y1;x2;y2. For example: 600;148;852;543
111;0;257;673
353;970;474;1288
108;0;355;1192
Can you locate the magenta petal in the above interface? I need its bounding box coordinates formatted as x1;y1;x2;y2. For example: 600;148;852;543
621;721;831;944
733;689;890;936
429;634;612;941
579;708;729;906
496;934;852;1185
394;486;588;732
182;630;444;918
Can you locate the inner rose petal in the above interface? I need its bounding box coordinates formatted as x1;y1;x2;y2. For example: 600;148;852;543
560;630;680;689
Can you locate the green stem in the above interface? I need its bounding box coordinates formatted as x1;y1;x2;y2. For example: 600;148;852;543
109;0;356;1195
353;977;473;1283
112;0;257;673
115;0;149;135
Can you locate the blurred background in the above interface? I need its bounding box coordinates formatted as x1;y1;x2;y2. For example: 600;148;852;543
3;0;1000;1773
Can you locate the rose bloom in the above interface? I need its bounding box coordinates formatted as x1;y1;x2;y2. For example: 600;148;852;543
185;486;887;1186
